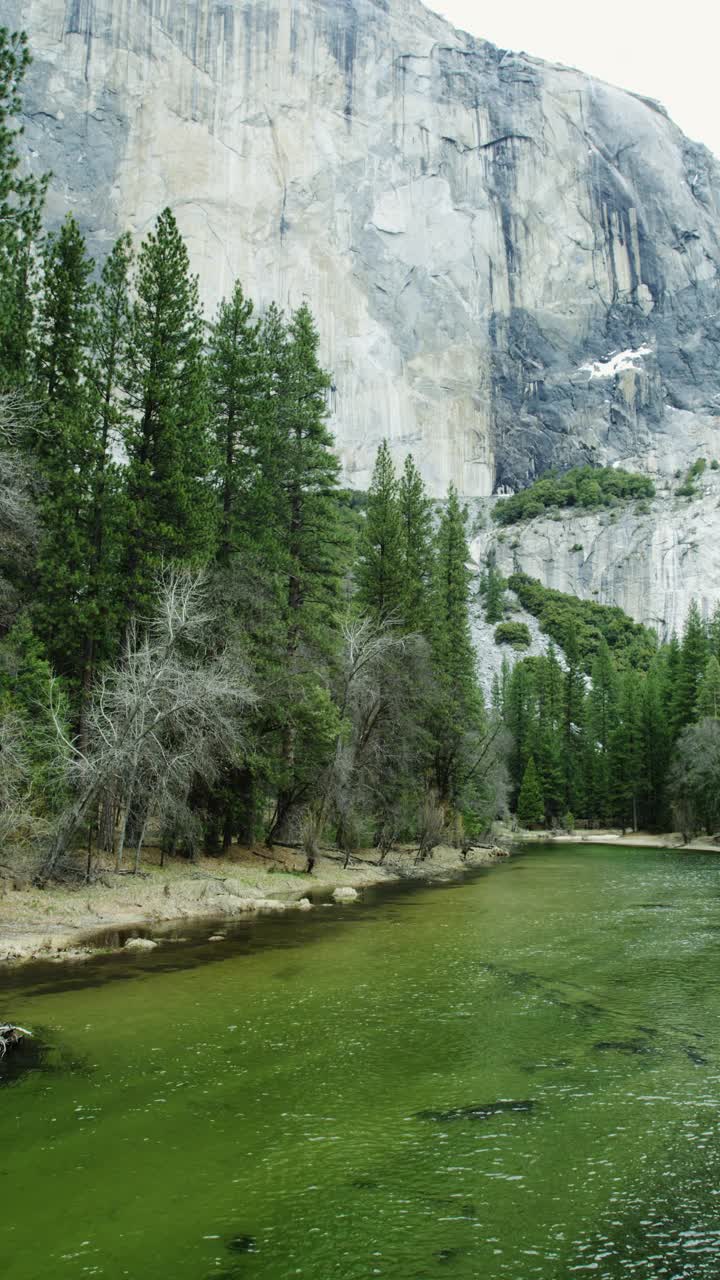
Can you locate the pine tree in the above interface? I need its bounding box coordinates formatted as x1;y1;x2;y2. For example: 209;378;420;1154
430;486;485;808
708;603;720;660
263;302;346;843
491;671;503;715
356;441;404;623
0;29;47;386
672;600;708;733
530;647;565;820
517;755;545;827
398;453;434;634
207;280;264;565
122;208;216;620
586;639;619;822
697;655;720;719
610;669;643;830
32;216;97;679
276;302;344;649
638;655;671;829
480;550;506;624
0;615;69;817
562;630;587;815
505;658;537;799
76;234;133;717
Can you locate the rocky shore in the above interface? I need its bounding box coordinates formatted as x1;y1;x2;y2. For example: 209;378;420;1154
0;842;508;967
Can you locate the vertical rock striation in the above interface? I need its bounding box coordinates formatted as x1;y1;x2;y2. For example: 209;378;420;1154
8;0;720;499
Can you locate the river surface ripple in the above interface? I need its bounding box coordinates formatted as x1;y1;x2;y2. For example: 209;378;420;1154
3;843;720;1279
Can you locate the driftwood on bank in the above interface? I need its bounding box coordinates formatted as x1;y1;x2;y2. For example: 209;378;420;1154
0;1024;31;1058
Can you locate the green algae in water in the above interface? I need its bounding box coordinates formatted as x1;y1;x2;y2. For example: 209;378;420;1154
3;843;720;1278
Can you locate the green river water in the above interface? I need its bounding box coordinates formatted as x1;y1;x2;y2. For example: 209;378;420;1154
3;843;720;1279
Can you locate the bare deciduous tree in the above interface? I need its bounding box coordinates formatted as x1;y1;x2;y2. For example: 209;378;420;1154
314;615;431;866
41;567;256;881
668;717;720;841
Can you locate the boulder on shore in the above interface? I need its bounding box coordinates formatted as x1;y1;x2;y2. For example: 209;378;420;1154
296;898;313;911
124;937;158;952
332;887;359;902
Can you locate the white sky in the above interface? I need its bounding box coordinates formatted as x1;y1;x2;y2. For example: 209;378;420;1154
431;1;720;158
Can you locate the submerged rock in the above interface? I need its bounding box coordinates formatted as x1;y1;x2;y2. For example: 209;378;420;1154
593;1039;654;1055
124;937;158;952
226;1234;257;1254
417;1100;535;1122
684;1046;709;1066
332;887;359;902
435;1247;466;1263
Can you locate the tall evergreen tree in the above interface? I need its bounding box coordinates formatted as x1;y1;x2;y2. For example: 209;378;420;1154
480;550;506;624
76;234;133;725
517;755;545;827
208;281;263;565
531;647;565;820
32;216;97;679
707;603;720;661
697;655;720;719
276;302;344;650
356;440;404;623
638;655;671;829
610;669;643;830
122;208;216;619
586;639;619;822
430;486;485;809
398;453;434;634
562;630;587;815
264;303;346;843
0;29;47;385
672;600;708;733
505;658;537;800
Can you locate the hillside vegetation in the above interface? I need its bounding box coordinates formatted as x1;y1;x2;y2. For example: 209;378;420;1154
493;466;655;526
507;573;658;672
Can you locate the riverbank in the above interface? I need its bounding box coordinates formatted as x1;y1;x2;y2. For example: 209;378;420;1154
0;842;507;966
512;828;720;852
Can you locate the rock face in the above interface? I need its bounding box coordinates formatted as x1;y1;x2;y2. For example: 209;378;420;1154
8;0;720;499
472;468;720;641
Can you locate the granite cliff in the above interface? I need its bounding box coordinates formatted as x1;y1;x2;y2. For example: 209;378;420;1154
6;0;720;630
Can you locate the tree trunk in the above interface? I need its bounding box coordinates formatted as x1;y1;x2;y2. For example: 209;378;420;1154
134;816;149;874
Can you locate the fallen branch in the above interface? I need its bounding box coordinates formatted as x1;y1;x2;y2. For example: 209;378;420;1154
0;1024;31;1058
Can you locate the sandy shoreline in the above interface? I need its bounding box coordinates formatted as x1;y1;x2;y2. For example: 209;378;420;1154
513;829;720;853
4;830;711;969
0;842;507;967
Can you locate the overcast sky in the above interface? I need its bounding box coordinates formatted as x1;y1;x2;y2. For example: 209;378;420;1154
431;1;720;158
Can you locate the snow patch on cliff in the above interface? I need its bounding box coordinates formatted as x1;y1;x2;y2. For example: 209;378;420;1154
580;346;653;380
